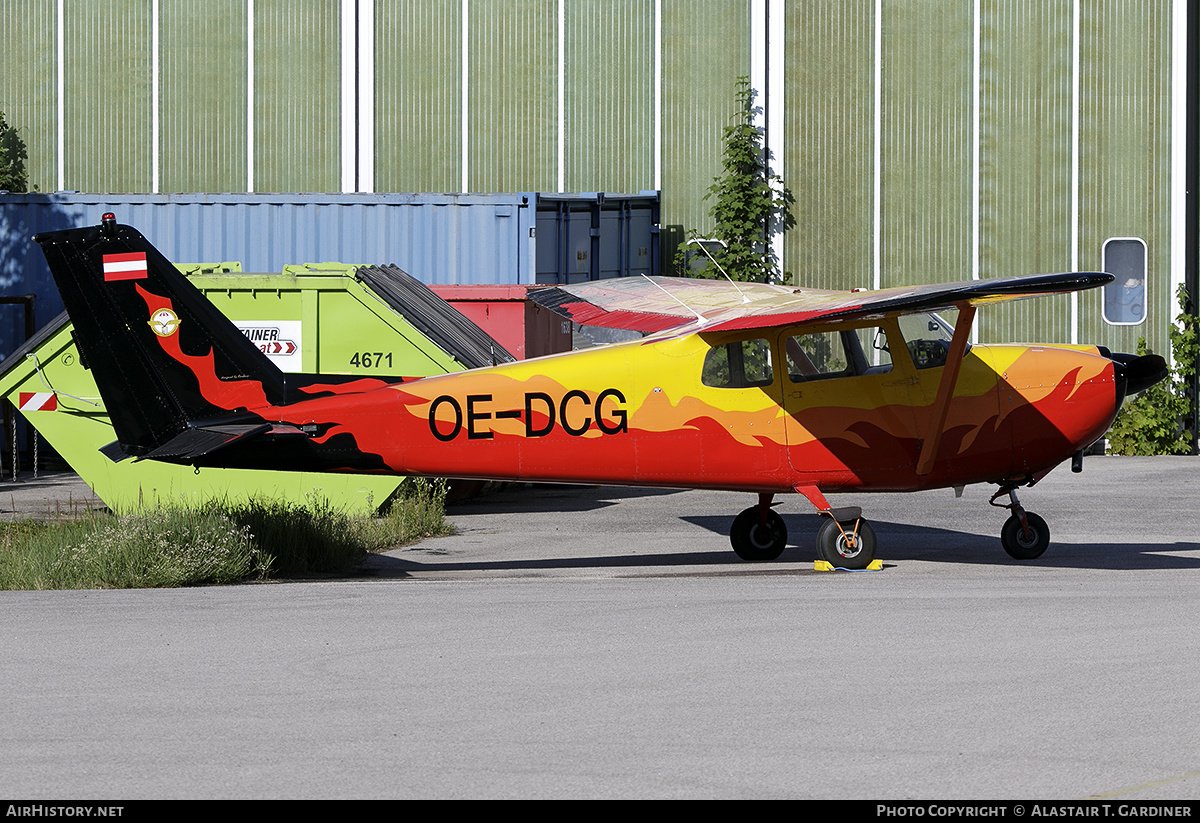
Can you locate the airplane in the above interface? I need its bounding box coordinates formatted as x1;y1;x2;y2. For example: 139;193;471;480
33;213;1167;569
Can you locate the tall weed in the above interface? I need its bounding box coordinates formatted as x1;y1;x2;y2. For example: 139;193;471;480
0;481;451;590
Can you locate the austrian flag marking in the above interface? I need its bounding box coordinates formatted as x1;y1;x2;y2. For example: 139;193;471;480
18;392;57;412
102;252;148;281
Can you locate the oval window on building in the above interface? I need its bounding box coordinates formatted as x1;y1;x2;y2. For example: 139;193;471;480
1102;238;1147;326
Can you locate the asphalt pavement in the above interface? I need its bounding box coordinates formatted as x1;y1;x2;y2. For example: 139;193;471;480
1;456;1198;799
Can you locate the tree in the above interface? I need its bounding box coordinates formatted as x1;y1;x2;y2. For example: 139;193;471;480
0;111;30;192
677;77;795;284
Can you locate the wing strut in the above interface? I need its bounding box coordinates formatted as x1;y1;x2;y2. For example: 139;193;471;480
915;303;977;477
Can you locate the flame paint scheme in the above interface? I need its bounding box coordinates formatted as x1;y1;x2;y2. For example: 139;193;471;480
36;216;1167;567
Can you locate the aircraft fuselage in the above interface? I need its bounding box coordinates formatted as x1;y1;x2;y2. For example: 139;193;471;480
237;316;1120;496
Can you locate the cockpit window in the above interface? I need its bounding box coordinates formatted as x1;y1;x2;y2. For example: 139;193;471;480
896;312;965;369
786;326;893;382
702;338;773;388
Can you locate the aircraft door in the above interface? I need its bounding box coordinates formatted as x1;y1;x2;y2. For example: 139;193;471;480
896;311;1010;482
781;322;925;489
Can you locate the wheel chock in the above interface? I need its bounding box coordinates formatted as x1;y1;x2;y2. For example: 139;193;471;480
814;559;884;572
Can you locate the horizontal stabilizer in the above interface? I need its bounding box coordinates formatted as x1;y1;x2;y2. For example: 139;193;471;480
138;422;304;463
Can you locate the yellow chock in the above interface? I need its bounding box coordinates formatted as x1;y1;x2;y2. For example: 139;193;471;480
814;559;885;572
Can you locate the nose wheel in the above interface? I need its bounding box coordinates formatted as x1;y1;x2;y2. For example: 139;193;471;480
991;487;1051;559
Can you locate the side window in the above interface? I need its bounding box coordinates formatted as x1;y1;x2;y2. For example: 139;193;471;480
786;327;892;382
1102;238;1147;326
702;338;773;388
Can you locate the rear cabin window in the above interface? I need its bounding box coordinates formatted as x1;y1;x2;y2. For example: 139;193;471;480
702;338;773;388
786;327;892;382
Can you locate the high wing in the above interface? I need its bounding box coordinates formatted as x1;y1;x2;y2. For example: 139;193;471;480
528;272;1114;333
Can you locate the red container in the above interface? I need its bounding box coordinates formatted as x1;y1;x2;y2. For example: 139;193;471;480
430;285;572;360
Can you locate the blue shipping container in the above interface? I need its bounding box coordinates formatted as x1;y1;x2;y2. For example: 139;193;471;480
0;191;659;361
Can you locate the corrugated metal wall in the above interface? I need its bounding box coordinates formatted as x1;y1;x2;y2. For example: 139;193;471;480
564;0;655;193
785;1;874;291
0;0;1182;355
375;0;462;192
467;0;558;192
160;0;247;193
660;1;751;257
0;3;57;189
65;1;153;193
778;0;1176;354
882;0;975;288
1077;0;1174;358
253;0;341;192
976;0;1074;346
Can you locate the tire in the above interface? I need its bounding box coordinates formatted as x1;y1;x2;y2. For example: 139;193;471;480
1000;511;1050;559
816;517;876;570
730;506;788;561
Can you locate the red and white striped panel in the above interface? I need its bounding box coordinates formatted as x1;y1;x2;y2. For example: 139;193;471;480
18;392;57;412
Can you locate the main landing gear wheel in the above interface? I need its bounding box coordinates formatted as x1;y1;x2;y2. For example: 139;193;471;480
1000;511;1050;559
730;506;788;561
816;517;877;570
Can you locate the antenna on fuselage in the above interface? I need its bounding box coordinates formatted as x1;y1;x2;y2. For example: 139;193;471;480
686;238;750;304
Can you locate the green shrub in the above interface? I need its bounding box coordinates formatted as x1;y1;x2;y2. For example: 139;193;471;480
0;110;29;192
1107;284;1198;455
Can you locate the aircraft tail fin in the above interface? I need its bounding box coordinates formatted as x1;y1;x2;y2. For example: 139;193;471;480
35;214;289;457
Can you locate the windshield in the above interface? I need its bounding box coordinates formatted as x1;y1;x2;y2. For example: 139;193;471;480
896;311;965;370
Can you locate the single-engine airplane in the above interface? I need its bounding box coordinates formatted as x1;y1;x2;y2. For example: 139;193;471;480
35;215;1167;568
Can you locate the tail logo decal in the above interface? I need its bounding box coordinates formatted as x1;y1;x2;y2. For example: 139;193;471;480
148;307;181;337
102;252;149;281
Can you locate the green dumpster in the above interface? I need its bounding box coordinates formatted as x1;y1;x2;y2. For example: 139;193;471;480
0;262;509;514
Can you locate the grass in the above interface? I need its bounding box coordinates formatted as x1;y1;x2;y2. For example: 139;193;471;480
0;478;453;590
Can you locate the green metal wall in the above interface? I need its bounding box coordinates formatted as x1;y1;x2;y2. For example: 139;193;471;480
1077;0;1174;356
160;0;247;193
252;0;340;193
466;0;557;192
976;0;1074;346
0;0;1180;354
564;0;656;194
65;1;153;193
882;0;975;289
374;0;461;192
779;0;1175;354
661;0;751;258
785;1;874;291
0;2;57;191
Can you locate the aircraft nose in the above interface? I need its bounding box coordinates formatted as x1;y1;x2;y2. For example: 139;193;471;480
1098;347;1168;403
